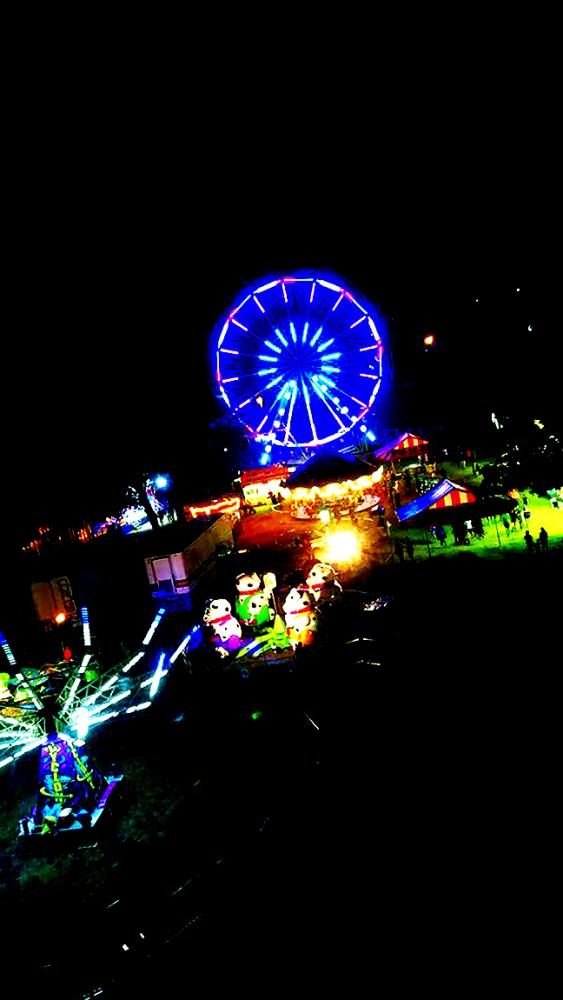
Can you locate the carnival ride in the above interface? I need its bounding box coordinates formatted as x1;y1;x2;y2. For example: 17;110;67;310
211;272;385;459
0;606;191;837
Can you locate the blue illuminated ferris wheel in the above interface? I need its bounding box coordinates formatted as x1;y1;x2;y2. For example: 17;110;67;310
211;272;385;452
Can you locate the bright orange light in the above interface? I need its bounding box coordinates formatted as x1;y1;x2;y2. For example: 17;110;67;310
313;528;362;565
424;334;435;347
54;612;67;625
187;496;241;519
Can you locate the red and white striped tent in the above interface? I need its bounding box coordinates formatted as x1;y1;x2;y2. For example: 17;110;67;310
374;432;429;462
396;479;477;523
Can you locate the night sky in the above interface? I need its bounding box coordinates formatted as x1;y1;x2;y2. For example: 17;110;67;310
2;160;558;540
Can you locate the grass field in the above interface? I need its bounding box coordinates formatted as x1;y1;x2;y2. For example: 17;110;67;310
391;478;563;562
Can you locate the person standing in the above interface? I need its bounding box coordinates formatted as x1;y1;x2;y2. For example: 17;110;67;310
435;524;446;546
405;536;414;560
538;526;549;553
524;530;535;554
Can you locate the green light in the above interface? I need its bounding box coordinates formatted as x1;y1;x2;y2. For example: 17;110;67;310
250;711;263;720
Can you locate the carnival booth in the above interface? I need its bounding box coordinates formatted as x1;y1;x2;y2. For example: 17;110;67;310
396;478;517;535
238;465;293;509
396;479;478;522
373;431;430;464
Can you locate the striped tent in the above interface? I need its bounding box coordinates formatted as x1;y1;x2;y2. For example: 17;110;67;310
374;432;429;462
396;480;477;523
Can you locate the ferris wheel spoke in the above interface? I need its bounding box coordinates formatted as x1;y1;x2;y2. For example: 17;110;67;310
306;375;348;432
300;378;319;444
283;383;299;445
253;378;292;437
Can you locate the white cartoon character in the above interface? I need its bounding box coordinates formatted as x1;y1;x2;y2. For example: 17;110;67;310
305;562;343;603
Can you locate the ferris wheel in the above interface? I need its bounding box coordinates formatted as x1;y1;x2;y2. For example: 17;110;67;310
211;272;385;452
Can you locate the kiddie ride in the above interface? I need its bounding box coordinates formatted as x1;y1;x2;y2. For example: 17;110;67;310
194;562;343;671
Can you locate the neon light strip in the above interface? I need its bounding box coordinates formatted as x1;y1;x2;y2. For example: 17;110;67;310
317;279;342;292
283;384;298;445
281;283;288;303
253;295;266;312
359;344;377;351
254;280;279;294
81;607;91;648
170;632;193;664
142;609;166;647
310;282;316;303
350;315;367;329
220;348;240;355
231;294;251;315
307;376;346;429
359;373;381;380
231;318;248;331
274;328;288;347
317;338;335;353
0;635;16;668
264;339;281;354
217;323;229;348
14;737;44;759
149;652;166;699
140;671;168;688
87;710;120;728
122;651;145;674
310;326;323;347
301;378;318;443
351;298;367;314
189;497;241;518
331;293;344;312
87;689;130;716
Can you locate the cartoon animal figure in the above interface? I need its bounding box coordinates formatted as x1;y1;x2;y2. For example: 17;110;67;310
203;598;243;658
235;571;277;630
282;587;318;649
306;562;343;603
